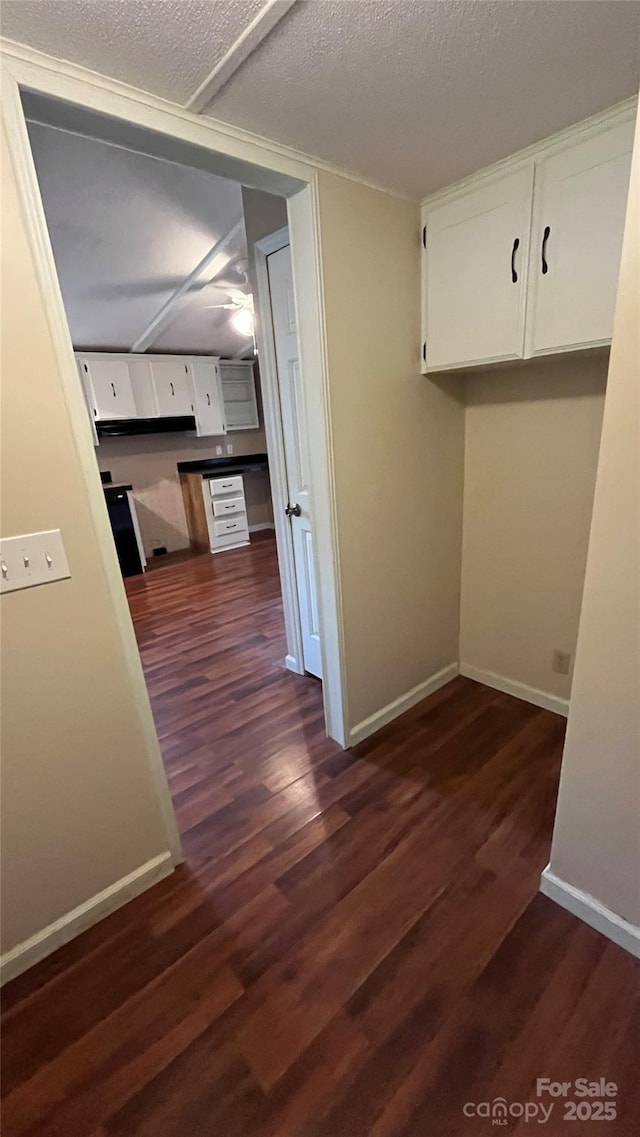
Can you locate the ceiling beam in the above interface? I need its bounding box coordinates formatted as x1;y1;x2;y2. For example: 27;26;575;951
186;0;299;114
130;219;245;353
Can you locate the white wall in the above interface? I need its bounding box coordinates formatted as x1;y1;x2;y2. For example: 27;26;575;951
460;354;607;703
543;104;640;941
0;122;177;977
316;170;465;731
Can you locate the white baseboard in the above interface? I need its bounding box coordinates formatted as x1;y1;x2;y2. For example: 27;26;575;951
540;867;640;959
0;850;175;986
249;522;276;533
285;653;303;674
349;662;459;747
459;663;569;717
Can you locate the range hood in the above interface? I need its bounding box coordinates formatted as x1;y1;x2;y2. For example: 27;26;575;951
96;415;196;438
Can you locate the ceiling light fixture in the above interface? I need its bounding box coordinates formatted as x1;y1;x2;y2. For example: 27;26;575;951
231;307;254;338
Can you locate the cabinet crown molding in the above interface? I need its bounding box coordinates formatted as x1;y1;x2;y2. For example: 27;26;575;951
421;96;638;212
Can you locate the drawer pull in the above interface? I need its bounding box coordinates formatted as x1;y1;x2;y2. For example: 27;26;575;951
541;225;551;275
510;236;520;283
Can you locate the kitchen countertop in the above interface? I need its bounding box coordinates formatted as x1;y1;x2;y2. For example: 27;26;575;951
102;483;134;503
177;453;269;478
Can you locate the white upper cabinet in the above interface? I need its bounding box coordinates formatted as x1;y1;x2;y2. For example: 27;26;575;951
79;356;137;419
127;357;158;417
190;359;226;437
149;358;193;416
424;165;533;371
422;102;636;374
74;353;256;437
526;120;635;356
220;361;259;430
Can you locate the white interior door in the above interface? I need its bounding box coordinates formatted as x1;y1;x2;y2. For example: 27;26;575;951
267;243;322;680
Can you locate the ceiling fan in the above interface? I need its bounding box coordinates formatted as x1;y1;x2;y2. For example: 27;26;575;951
202;283;254;338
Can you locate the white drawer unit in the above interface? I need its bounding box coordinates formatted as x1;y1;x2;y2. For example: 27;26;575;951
202;474;249;553
212;496;244;517
209;474;243;497
213;516;247;538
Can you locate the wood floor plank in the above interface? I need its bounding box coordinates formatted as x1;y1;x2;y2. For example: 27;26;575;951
2;535;639;1136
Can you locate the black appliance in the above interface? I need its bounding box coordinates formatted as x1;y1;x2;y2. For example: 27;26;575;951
104;484;143;577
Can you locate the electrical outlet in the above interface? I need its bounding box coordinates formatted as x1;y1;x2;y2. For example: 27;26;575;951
215;445;223;455
552;650;571;675
226;443;233;455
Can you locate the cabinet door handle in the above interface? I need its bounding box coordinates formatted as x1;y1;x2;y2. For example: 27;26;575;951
510;237;520;283
206;393;211;405
111;382;116;397
170;381;175;396
541;225;551;275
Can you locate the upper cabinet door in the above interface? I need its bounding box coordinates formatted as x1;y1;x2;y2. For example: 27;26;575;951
190;360;226;437
127;357;158;418
150;359;193;416
81;357;137;420
526;120;635;356
424;164;533;371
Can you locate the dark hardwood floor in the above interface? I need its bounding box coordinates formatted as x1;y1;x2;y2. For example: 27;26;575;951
2;534;639;1135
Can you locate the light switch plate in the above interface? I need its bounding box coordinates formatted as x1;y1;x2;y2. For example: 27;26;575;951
0;530;70;593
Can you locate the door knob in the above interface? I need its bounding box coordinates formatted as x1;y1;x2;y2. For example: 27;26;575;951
285;503;301;518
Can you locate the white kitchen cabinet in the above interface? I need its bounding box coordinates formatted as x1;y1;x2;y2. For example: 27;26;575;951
421;102;636;374
149;358;193;416
127;357;158;417
423;165;533;371
76;358;99;445
525;119;635;356
203;474;249;553
220;361;259;430
190;359;226;437
78;356;137;420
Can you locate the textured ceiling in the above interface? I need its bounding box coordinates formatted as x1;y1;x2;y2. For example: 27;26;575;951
4;0;640;197
208;0;640;196
28;122;254;356
1;0;266;103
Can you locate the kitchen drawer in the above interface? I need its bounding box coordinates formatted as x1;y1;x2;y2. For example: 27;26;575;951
212;515;248;539
209;474;243;497
212;495;245;518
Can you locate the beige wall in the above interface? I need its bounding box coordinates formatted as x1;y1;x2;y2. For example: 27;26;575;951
242;185;287;270
460;354;607;700
316;170;465;728
546;106;640;928
0;123;176;960
98;425;273;555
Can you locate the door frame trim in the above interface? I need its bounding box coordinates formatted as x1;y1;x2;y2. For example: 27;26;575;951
254;227;305;677
1;47;349;806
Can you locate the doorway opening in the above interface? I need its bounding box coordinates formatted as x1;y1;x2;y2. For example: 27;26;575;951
16;86;343;863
